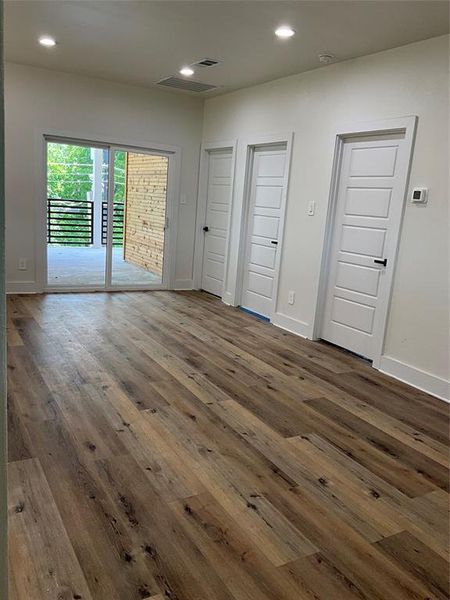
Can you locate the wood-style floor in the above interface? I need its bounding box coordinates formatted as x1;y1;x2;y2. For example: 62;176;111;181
7;291;450;600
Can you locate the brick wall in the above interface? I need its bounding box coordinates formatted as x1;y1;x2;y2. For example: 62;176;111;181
124;153;168;276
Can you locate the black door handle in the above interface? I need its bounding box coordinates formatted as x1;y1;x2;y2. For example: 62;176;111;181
203;226;209;232
270;240;278;245
374;258;387;266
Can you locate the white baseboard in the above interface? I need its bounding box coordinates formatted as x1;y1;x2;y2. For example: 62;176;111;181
9;280;197;293
174;279;194;291
271;312;309;338
271;315;449;403
379;356;449;403
7;281;38;294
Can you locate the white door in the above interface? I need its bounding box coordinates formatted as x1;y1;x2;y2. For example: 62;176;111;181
321;133;410;360
201;149;233;296
241;145;287;319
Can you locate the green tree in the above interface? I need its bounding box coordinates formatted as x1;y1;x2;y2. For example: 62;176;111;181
114;151;126;202
47;143;126;201
47;143;125;246
47;142;94;200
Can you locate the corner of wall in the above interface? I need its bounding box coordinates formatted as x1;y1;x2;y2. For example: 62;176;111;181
221;291;235;306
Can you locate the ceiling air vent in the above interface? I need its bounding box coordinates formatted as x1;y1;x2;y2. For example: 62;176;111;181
194;58;221;68
156;77;217;93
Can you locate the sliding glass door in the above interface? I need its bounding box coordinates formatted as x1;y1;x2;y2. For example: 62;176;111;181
46;140;108;288
109;149;169;287
46;139;170;291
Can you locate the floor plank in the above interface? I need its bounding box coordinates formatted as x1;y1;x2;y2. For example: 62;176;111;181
7;290;449;600
8;458;93;600
375;531;449;600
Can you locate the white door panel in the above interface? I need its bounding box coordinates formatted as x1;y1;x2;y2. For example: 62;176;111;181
212;155;233;177
207;235;226;256
340;225;386;257
255;186;283;209
253;214;279;238
335;262;380;297
208;210;229;231
349;145;398;177
345;188;392;217
205;257;224;281
209;184;232;206
258;153;286;177
203;273;223;297
248;271;273;298
330;285;377;308
250;244;277;269
244;290;272;317
331;297;375;334
241;146;287;318
321;134;409;359
201;150;233;296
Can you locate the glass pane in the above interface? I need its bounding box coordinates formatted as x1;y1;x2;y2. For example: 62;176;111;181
47;142;108;287
111;150;168;287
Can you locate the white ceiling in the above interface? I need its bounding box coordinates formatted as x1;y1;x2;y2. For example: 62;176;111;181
5;1;450;96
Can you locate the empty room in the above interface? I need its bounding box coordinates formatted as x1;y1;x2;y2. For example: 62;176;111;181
0;1;449;599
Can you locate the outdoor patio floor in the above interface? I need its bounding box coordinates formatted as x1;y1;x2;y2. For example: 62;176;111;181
47;246;161;287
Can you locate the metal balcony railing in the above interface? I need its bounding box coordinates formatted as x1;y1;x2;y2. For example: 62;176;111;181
102;202;124;246
47;198;94;246
47;198;125;247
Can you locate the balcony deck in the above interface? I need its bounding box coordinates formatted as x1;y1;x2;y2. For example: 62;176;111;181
47;246;161;287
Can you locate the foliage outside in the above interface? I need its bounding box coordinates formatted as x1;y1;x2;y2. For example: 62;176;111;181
47;143;125;246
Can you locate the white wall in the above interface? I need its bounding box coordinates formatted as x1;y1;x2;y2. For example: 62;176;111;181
5;62;204;291
202;35;449;399
5;37;449;400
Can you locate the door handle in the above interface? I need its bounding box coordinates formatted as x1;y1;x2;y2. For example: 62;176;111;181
203;226;209;232
270;240;278;245
374;258;387;266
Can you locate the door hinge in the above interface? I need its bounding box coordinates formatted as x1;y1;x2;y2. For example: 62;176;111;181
164;217;169;230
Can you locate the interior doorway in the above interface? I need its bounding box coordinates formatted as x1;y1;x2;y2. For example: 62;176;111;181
319;121;416;363
200;148;233;296
45;138;170;291
239;143;289;320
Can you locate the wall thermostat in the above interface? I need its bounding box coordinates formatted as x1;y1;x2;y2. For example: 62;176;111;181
411;187;428;203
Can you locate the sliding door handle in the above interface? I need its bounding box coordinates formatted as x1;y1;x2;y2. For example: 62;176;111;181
374;258;387;266
270;240;278;245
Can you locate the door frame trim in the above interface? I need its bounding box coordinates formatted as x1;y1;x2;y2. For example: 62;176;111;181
311;115;417;368
193;139;237;297
36;129;181;292
235;132;294;320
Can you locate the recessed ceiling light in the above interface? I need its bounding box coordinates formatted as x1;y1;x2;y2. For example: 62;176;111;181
179;66;194;77
275;25;295;39
39;36;56;47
